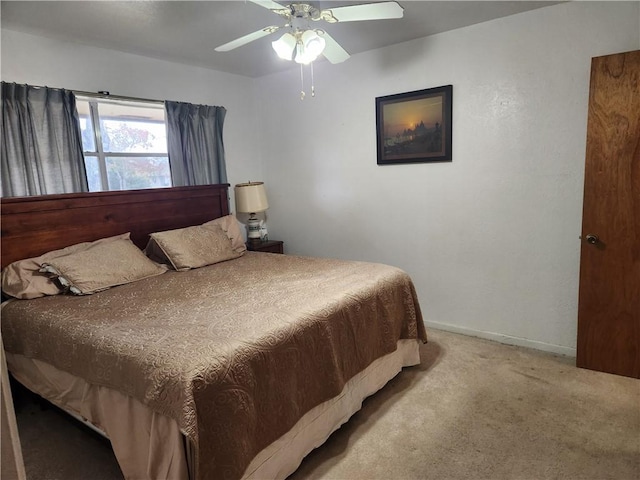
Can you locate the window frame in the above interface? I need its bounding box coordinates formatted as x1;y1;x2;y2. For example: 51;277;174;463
77;96;170;192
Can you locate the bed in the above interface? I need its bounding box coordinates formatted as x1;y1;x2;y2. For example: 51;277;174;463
0;184;427;480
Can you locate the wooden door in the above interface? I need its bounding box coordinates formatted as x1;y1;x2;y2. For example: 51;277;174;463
576;50;640;378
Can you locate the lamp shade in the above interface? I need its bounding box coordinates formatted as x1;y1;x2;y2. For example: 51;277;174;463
235;182;269;213
272;33;296;61
295;30;326;64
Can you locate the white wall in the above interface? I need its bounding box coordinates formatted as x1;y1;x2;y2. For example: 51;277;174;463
256;1;640;355
0;28;263;203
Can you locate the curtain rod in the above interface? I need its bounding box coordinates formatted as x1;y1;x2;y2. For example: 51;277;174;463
6;82;164;105
73;89;164;105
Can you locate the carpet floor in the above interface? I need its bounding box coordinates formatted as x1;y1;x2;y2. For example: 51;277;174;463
12;328;640;480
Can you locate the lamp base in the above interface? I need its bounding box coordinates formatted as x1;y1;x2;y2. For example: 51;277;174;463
246;214;261;240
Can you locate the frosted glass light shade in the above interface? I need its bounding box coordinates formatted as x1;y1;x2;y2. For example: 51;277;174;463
303;30;326;57
272;33;297;61
235;182;269;213
295;30;326;64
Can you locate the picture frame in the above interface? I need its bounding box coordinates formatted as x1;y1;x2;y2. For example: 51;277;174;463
376;85;452;165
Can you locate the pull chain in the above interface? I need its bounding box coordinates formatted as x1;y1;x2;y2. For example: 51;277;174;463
299;63;317;100
310;61;315;97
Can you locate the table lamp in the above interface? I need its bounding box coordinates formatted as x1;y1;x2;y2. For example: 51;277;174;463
234;181;269;240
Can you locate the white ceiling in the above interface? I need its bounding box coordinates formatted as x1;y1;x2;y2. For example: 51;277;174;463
1;1;561;78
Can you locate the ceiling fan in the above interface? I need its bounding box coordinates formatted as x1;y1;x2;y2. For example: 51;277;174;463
215;0;404;65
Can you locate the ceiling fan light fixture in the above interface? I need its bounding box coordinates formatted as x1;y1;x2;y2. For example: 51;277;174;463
217;0;404;96
294;46;311;65
303;29;326;57
294;29;326;64
272;32;297;60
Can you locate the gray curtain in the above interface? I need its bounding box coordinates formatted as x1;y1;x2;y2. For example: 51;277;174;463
1;82;88;197
165;101;227;186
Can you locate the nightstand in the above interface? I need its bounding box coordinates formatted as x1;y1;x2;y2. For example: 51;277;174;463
246;239;284;254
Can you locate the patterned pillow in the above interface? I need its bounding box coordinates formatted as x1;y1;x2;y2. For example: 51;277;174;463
41;237;167;295
203;215;247;253
1;233;130;299
147;223;241;271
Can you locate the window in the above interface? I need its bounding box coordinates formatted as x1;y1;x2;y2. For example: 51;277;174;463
76;96;171;191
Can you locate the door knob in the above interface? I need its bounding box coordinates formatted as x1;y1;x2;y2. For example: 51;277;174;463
585;234;599;245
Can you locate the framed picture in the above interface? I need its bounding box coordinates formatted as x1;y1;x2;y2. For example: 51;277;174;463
376;85;452;165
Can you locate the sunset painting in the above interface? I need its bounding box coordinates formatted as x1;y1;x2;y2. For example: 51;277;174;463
376;85;452;164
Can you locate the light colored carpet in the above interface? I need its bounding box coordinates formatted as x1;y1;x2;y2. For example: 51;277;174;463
13;329;640;480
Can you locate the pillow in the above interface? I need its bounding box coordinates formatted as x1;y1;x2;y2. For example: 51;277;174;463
1;233;130;299
203;215;247;254
40;237;167;295
147;223;241;271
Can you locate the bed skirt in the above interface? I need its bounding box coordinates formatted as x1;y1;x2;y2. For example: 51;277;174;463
7;339;420;480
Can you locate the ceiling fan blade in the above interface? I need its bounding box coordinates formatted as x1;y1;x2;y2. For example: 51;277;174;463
321;1;403;23
215;26;281;52
320;31;350;64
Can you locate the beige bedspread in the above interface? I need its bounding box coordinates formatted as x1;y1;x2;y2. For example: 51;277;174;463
2;252;427;479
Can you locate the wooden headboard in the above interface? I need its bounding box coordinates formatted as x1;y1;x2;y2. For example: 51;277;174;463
1;184;230;269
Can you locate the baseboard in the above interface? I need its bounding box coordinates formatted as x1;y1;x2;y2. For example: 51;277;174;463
423;320;577;358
